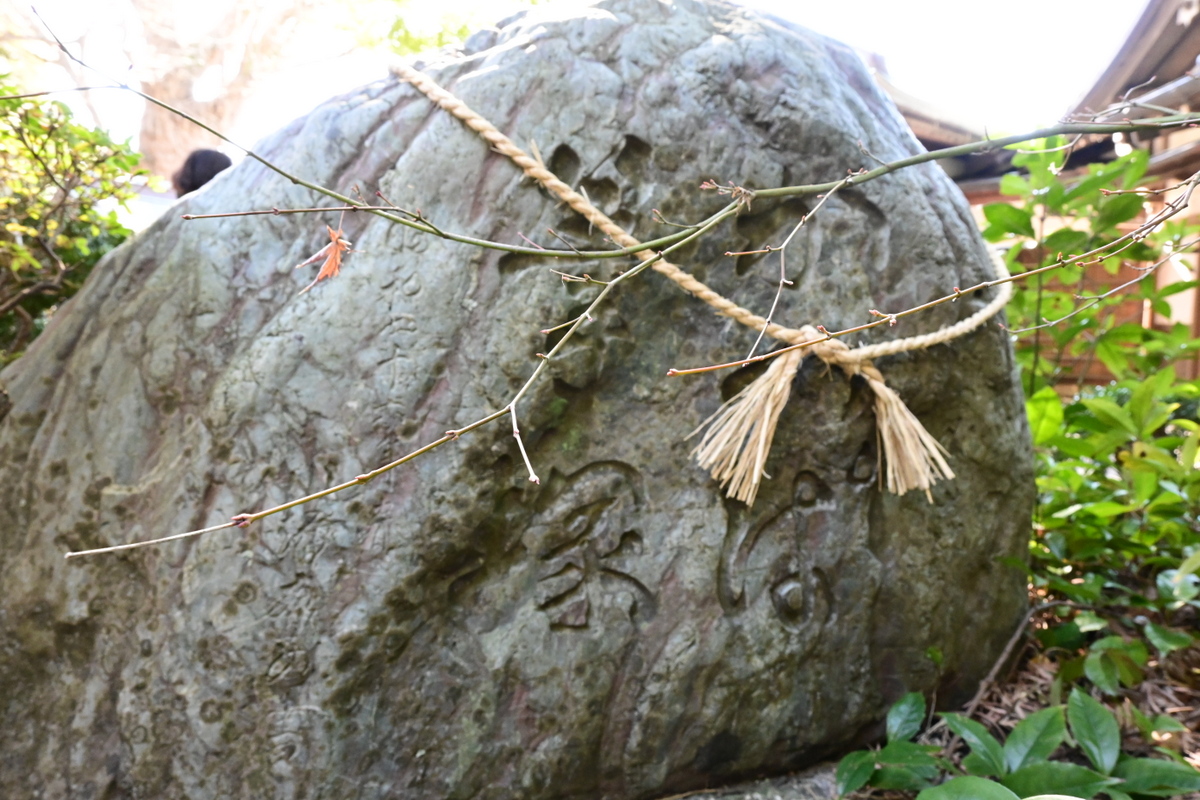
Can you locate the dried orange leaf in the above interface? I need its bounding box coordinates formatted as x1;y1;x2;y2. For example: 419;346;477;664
296;225;354;294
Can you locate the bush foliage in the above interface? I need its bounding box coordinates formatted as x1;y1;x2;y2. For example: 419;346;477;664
0;78;144;363
993;140;1200;689
838;138;1200;799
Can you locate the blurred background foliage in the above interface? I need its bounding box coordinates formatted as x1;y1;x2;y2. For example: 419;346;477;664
838;139;1200;797
989;139;1200;683
0;74;144;363
0;0;538;363
0;0;540;178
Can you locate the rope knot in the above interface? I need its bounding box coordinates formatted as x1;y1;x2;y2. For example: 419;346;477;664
395;62;1012;506
796;324;853;366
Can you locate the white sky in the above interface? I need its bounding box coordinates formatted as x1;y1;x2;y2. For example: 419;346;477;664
238;0;1151;144
14;0;1151;152
743;0;1149;134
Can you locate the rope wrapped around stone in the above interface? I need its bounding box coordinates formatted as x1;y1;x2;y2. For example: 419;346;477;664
393;63;1012;505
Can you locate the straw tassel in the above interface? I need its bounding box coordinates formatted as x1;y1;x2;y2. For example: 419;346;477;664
691;347;954;505
395;67;1013;509
855;363;954;501
690;348;804;506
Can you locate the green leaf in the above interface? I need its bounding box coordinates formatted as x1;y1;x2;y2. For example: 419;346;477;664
887;692;926;743
1088;637;1147;666
941;713;1006;776
1121;147;1149;187
1093;337;1132;380
1155;279;1200;299
1150;714;1186;734
926;646;944;668
836;750;876;797
1073;611;1108;633
1093;194;1145;232
1077;501;1137;519
963;752;1001;777
1129;705;1155;740
1067;689;1120;774
1106;649;1145;689
859;746;935;794
1003;706;1066;772
1178;551;1200;580
999;173;1031;199
916;776;1020;800
1079;398;1138;436
1180;432;1199;472
1050;503;1085;520
878;739;940;766
1036;622;1086;651
1143;622;1194;656
984;203;1035;237
873;762;938;792
1113;757;1200;795
1002;761;1115;799
1027;387;1065;446
1158;569;1200;603
1046;435;1098;458
1130;466;1159;506
1041;228;1090;257
1084;651;1120;696
1064;164;1125;204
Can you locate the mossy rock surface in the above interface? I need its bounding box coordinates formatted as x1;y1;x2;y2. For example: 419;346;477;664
0;0;1031;797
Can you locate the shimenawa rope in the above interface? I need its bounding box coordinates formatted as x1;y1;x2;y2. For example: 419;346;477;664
393;63;1012;505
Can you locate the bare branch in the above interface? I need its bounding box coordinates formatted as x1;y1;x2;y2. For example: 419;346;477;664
668;169;1200;377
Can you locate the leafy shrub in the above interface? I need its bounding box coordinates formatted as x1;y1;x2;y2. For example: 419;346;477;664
983;139;1200;693
836;138;1200;800
837;692;1200;799
0;77;144;363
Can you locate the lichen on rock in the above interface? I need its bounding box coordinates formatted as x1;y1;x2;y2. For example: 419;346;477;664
0;0;1032;797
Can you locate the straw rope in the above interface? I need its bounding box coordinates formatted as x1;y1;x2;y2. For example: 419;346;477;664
393;63;1011;504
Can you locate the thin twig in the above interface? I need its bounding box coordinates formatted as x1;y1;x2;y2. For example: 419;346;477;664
544;228;585;254
65;408;512;559
0;85;118;100
1009;236;1200;334
757;117;1200;200
517;232;546;250
1099;178;1191;196
510;406;539;484
745;176;855;359
669;170;1200;377
1012;133;1085;157
32;16;709;263
65;208;734;558
540;311;592;335
961;601;1096;720
181;205;702;260
858;139;887;166
548;269;607;285
652;208;699;228
1121;74;1160;104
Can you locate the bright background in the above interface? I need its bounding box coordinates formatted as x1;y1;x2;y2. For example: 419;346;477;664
4;0;1149;160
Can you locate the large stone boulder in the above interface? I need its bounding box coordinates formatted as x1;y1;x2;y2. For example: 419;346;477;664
0;0;1033;797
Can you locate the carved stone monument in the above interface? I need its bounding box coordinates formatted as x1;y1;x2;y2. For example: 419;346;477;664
0;0;1032;797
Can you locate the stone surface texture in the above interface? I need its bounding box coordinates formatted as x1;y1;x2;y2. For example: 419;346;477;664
0;0;1032;798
